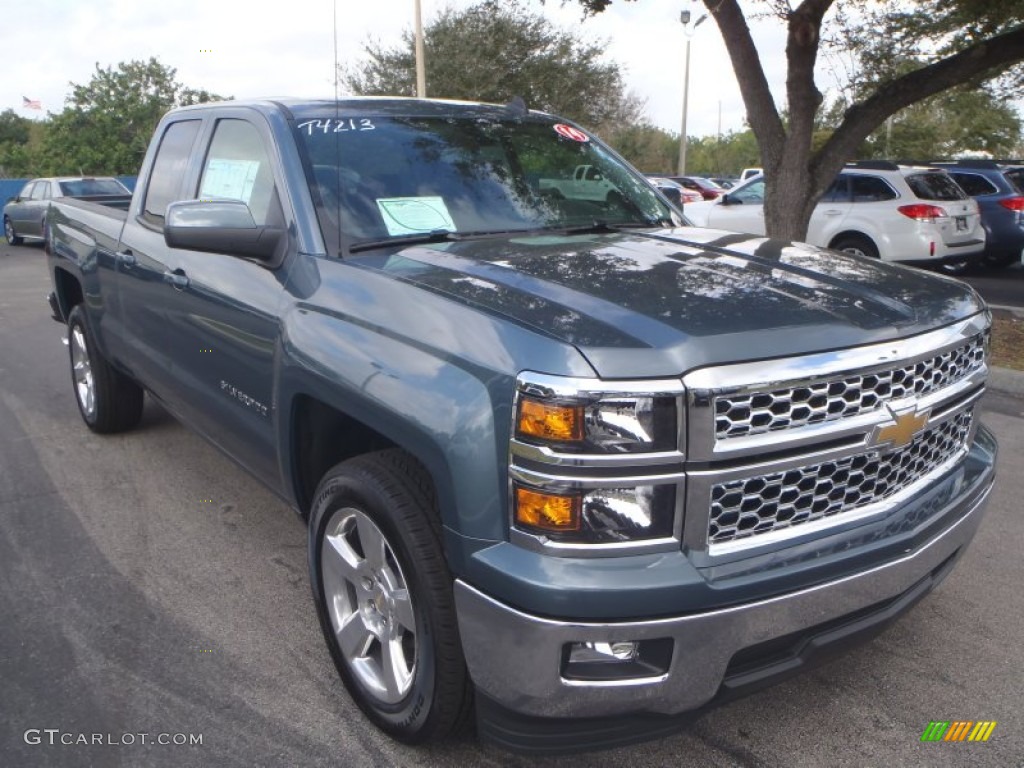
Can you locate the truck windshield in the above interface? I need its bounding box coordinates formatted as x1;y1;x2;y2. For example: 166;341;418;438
293;115;677;254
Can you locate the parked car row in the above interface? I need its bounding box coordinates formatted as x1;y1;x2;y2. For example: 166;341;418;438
4;177;132;245
685;160;1022;274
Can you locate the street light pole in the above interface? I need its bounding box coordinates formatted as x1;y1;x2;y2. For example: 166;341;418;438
677;11;707;176
414;0;426;97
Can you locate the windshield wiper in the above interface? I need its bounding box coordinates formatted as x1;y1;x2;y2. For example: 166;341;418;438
553;220;664;235
349;229;460;254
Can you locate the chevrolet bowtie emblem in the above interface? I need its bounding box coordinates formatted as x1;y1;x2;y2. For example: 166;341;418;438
872;404;930;451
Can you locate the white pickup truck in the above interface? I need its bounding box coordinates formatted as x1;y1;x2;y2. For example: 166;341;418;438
539;163;617;201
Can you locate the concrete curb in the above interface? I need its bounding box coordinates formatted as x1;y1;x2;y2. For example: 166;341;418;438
989;366;1024;397
989;304;1024;317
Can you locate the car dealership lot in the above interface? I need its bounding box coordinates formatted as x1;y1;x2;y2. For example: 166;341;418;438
1;242;1022;767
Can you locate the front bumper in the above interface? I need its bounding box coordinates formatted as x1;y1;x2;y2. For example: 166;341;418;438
455;443;994;736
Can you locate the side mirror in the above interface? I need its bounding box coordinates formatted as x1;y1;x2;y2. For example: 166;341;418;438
164;200;283;260
719;193;733;205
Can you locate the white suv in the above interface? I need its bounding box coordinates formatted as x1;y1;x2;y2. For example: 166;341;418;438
684;162;985;272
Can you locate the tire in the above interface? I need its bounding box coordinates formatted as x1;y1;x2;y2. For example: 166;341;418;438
308;449;472;744
983;251;1019;269
831;235;879;260
67;305;144;433
4;216;23;246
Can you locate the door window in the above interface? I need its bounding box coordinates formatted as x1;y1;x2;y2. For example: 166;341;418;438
199;119;280;226
821;176;850;203
19;182;35;200
143;120;202;226
729;179;764;204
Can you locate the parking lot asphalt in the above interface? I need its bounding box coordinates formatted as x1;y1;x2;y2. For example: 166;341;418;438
1;241;1022;767
962;261;1024;310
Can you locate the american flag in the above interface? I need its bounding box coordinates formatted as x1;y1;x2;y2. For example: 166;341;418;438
22;96;41;110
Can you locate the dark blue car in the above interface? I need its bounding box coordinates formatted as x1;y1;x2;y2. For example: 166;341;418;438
937;160;1024;268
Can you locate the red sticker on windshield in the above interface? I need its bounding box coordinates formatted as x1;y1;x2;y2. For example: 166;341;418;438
553;123;589;142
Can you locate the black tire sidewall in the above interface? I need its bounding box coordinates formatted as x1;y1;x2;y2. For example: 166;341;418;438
309;467;441;741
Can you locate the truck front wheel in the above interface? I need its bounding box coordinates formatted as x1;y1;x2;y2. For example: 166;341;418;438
308;449;472;743
66;305;144;433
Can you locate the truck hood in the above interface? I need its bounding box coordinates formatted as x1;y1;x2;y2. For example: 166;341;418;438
355;227;986;378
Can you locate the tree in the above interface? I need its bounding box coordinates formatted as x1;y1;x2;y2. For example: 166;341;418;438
41;58;223;175
345;2;643;131
859;88;1022;160
568;0;1024;241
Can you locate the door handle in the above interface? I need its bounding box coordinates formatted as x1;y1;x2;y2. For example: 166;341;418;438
115;249;136;267
823;209;844;216
163;269;190;290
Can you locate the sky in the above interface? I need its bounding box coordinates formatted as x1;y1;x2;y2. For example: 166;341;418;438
4;0;816;138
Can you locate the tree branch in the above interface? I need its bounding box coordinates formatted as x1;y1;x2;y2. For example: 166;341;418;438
817;24;1024;177
703;0;785;152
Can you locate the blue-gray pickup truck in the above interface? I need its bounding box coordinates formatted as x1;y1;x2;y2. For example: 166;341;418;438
45;98;997;753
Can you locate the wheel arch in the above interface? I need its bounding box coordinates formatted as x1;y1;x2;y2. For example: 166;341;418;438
827;230;879;251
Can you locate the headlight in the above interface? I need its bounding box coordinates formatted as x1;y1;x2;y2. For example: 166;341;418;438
515;394;677;453
513;483;676;542
511;373;684;548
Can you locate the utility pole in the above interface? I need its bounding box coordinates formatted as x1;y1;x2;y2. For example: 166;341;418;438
678;10;707;176
414;0;426;98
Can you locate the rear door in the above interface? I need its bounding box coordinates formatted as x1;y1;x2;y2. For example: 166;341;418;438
24;181;52;237
114;118;205;391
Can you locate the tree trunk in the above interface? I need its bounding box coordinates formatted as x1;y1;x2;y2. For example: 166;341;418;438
705;0;1024;244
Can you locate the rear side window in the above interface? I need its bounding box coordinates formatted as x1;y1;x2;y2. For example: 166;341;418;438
905;172;966;201
1003;168;1024;194
59;178;129;196
30;182;49;200
948;172;998;197
850;175;897;202
143;120;202;225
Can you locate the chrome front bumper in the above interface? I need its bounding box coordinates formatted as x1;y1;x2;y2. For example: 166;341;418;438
454;475;993;720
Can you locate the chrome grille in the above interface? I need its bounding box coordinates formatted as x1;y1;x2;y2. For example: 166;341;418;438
714;334;986;440
708;409;973;545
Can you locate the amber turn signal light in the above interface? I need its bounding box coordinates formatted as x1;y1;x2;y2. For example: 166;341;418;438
517;398;583;442
515;486;581;532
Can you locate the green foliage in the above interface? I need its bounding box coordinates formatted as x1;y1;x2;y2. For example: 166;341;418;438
864;89;1021;159
345;2;643;130
40;58;223;176
0;116;46;178
603;123;677;173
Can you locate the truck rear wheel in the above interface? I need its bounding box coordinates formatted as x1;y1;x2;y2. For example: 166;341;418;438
308;449;472;743
67;305;144;433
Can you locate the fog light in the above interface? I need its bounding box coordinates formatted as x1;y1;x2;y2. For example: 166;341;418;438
562;638;673;682
568;641;639;664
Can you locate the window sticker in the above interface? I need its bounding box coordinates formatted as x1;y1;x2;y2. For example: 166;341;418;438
376;197;456;236
200;159;261;203
553;123;589;143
